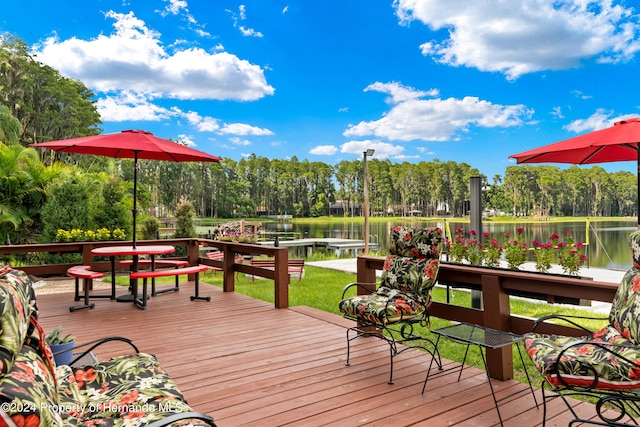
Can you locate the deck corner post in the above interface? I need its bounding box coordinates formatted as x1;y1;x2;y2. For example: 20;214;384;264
482;273;513;380
274;248;289;308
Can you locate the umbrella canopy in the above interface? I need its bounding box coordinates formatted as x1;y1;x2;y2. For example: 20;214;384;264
31;129;221;246
509;117;640;226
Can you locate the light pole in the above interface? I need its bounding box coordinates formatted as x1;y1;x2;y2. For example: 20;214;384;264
363;149;375;255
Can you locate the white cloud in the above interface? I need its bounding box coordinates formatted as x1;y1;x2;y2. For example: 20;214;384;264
34;11;274;101
344;82;532;141
177;133;196;147
282;6;289;14
229;137;252;146
163;0;188;16
395;0;640;80
227;5;264;38
550;106;564;119
239;26;264;38
96;91;176;121
571;89;592;100
394;154;421;160
416;146;435;155
310;145;338;155
340;140;405;159
365;81;438;103
218;123;274;136
563;109;637;133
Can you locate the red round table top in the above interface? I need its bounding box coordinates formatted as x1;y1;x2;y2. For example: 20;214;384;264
90;245;175;257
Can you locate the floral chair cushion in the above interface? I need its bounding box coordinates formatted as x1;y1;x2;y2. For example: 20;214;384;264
524;324;640;389
609;232;640;345
0;266;37;376
388;226;442;259
524;231;640;390
339;227;442;325
56;352;212;426
0;344;64;426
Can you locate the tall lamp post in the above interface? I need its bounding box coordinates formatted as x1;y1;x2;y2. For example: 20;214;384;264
363;149;375;255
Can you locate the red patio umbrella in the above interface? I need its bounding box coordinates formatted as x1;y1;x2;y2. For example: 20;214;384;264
31;129;221;247
509;117;640;226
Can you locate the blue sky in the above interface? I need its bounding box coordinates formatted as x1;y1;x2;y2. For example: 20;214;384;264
3;0;640;179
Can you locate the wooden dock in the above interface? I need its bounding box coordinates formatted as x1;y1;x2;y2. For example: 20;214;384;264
257;237;379;255
34;281;610;426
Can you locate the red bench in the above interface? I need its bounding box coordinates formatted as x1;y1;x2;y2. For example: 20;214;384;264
129;264;210;309
119;259;188;296
67;265;104;312
250;259;305;283
205;250;243;278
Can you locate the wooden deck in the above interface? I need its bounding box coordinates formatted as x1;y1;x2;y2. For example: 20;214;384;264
34;280;603;426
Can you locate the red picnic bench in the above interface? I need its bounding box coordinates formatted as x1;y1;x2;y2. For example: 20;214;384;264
250;259;305;283
129;264;211;310
119;259;188;296
67;265;104;312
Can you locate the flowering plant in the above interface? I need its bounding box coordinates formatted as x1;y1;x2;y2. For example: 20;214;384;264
447;226;588;275
484;233;503;268
532;233;558;273
55;228;127;242
557;231;588;275
448;228;468;264
503;228;528;270
447;228;501;267
219;231;256;243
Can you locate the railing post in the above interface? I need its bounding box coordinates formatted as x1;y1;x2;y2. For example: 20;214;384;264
356;256;378;290
222;244;236;293
82;244;94;268
482;273;513;380
187;239;201;282
274;248;289;308
356;256;379;331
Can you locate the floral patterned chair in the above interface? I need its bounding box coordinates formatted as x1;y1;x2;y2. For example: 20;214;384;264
523;230;640;426
0;265;217;427
339;226;443;384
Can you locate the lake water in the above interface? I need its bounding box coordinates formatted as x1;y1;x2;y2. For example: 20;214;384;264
261;219;637;270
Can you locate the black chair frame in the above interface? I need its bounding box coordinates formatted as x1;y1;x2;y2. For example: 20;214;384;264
341;282;442;385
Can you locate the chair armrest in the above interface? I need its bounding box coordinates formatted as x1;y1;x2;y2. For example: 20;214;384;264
341;282;380;299
67;336;140;365
145;411;216;427
532;313;607;333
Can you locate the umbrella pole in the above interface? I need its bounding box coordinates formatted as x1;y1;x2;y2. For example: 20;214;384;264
637;147;640;230
133;152;139;248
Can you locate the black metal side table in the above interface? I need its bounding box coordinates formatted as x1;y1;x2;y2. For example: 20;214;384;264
422;322;538;426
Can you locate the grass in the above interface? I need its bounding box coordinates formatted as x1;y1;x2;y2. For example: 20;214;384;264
118;263;607;387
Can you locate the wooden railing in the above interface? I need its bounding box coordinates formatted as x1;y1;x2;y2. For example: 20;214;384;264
356;256;619;380
0;239;290;309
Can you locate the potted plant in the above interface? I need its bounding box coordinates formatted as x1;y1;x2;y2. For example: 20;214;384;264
46;325;76;366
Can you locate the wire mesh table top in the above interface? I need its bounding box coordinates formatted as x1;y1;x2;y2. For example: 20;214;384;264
432;322;523;350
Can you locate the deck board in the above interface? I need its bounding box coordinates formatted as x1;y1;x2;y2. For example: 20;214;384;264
34;281;605;426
